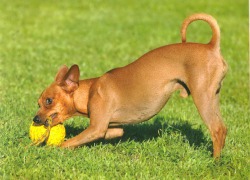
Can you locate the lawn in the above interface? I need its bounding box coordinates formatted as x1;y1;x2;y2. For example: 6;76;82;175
0;0;249;179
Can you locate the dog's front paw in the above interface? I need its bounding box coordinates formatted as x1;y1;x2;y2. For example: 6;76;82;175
60;141;71;148
60;140;78;149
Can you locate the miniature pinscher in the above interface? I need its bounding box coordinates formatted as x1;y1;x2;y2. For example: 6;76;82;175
33;13;227;158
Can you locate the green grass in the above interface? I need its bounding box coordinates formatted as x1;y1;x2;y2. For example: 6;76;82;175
0;0;249;179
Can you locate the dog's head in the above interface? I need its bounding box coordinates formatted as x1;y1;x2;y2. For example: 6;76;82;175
33;65;80;126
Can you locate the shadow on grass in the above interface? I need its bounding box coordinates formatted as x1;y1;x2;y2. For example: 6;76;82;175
65;116;211;151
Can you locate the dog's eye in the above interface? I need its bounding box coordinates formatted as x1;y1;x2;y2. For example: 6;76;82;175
46;98;53;105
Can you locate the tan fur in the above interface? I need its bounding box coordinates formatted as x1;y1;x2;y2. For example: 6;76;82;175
34;13;227;158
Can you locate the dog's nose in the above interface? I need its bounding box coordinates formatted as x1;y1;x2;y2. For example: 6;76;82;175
33;115;41;124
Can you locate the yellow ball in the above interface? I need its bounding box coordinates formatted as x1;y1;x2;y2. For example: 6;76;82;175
29;122;66;146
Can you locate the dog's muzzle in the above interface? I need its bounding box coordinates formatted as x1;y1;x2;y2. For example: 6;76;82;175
33;115;41;124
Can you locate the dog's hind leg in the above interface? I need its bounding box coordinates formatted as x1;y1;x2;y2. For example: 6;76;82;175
190;81;227;158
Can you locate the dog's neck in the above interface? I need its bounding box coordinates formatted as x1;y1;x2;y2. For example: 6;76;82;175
73;78;98;116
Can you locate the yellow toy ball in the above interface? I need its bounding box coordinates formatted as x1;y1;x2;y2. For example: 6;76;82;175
29;122;66;146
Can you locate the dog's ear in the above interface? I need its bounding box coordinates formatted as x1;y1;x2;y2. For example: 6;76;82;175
55;65;69;84
56;64;80;93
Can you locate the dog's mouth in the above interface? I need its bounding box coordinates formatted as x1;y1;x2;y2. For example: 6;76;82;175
44;113;58;127
50;113;58;119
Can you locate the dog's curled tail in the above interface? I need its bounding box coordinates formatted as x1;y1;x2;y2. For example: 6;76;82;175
181;13;220;49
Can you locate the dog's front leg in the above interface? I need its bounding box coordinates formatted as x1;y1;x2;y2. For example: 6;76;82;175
61;114;110;148
61;124;109;148
104;128;124;139
61;85;113;148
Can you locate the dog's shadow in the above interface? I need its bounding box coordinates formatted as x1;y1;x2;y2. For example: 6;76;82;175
65;116;211;151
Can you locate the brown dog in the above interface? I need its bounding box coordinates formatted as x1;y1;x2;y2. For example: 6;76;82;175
34;13;227;158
